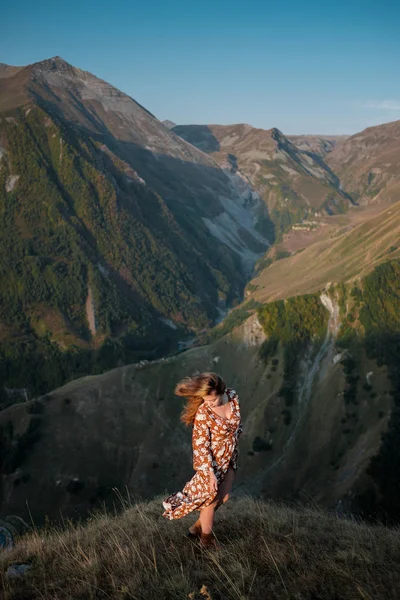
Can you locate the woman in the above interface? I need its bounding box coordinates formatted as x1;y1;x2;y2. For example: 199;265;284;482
162;372;243;549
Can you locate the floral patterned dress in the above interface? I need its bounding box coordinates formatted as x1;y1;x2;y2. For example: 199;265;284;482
162;388;243;520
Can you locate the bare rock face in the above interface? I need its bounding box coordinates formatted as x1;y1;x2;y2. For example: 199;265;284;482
31;57;209;160
5;174;19;191
242;313;266;347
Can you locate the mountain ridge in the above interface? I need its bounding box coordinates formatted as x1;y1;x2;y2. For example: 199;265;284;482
0;57;270;400
173;122;354;240
327;119;400;204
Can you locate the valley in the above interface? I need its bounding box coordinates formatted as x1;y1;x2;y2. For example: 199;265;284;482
0;56;400;528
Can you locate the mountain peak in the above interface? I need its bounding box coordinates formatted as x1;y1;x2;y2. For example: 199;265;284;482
32;56;76;74
270;127;286;140
41;55;70;65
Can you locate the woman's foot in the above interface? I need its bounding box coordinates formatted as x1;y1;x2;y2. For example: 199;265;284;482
187;519;202;538
199;531;222;550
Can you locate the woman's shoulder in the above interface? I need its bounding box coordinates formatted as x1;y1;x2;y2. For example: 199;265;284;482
194;402;207;421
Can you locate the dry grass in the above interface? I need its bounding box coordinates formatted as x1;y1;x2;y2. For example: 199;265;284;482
251;200;400;304
1;495;400;600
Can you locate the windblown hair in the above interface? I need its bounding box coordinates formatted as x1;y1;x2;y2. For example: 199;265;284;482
176;372;226;426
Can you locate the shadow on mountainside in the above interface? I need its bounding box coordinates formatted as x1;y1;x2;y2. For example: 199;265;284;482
172;124;221;153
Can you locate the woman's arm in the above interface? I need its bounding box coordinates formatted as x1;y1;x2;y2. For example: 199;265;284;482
230;414;244;469
227;387;243;439
192;412;214;473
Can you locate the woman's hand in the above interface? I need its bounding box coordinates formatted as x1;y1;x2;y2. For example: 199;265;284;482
209;469;218;493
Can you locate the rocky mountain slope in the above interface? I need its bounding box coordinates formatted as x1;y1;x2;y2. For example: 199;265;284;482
172;123;354;240
326;120;400;204
162;119;177;129
288;134;348;157
0;57;270;400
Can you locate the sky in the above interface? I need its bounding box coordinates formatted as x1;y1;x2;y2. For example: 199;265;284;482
1;0;399;135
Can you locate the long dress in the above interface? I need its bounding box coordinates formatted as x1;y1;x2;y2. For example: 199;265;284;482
162;387;243;520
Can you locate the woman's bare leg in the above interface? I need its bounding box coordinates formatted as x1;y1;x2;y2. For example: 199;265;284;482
215;465;235;511
199;466;235;533
199;498;218;534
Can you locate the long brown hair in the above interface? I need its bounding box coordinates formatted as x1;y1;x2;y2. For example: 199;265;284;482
176;372;226;426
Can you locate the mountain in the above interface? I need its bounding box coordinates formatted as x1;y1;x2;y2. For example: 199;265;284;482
1;256;399;524
3;191;399;524
162;119;177;129
288;134;349;157
172;123;354;241
0;57;270;401
2;58;400;529
326;120;400;204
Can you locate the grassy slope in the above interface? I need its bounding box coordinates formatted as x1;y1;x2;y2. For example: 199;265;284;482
249;200;400;304
326;119;400;204
1;496;400;599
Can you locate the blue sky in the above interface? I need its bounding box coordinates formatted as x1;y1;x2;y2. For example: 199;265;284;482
1;0;399;134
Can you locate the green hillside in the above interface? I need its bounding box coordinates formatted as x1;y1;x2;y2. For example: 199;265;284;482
252;260;400;523
192;259;400;524
247;199;400;305
0;105;243;403
336;261;400;522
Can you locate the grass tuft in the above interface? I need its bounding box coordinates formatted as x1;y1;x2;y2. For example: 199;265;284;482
1;496;400;599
